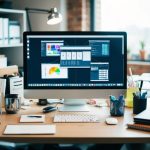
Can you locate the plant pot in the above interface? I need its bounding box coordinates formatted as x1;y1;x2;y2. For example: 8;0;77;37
139;49;146;60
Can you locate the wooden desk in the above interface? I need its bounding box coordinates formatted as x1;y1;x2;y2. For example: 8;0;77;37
0;104;149;143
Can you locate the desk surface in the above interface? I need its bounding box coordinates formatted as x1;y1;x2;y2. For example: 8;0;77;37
0;104;150;144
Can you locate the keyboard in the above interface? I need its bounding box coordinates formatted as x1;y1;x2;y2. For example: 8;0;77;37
53;114;100;123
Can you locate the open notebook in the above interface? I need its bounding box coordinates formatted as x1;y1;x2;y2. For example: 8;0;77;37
4;125;56;135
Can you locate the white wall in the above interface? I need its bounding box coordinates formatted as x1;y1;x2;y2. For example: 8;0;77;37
7;0;67;67
12;0;67;31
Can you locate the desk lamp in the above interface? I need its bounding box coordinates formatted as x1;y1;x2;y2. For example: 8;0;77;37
25;7;62;105
25;7;63;31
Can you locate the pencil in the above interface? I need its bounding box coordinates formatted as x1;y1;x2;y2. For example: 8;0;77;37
128;67;134;87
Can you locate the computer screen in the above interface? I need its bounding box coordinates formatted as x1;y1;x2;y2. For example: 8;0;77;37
24;32;127;99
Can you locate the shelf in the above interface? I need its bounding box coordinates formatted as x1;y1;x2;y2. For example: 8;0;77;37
0;8;27;46
128;61;150;66
0;8;27;66
0;8;25;14
0;43;23;48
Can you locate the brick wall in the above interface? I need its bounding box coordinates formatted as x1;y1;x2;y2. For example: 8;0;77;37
67;0;90;31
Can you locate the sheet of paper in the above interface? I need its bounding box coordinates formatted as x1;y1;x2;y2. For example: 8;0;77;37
4;125;56;135
9;76;23;96
9;76;26;104
20;115;45;123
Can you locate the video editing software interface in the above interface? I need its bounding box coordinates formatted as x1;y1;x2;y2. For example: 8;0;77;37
25;33;125;89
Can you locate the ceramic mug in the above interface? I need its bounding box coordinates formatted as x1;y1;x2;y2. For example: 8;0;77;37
5;94;21;114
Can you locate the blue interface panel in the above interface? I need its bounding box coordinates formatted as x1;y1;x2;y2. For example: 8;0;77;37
90;63;109;81
25;34;125;89
89;40;109;57
60;46;91;68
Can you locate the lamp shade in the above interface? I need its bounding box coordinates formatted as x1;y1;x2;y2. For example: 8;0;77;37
47;7;62;25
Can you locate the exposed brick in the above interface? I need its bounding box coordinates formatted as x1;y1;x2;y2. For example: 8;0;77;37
127;63;150;75
67;0;90;31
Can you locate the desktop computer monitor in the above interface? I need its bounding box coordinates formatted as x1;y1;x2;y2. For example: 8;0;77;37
23;32;127;111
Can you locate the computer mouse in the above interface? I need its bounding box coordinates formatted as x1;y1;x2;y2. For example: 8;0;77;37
43;106;57;113
105;118;118;125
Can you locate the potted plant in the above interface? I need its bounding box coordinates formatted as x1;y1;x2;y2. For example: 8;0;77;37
139;41;146;60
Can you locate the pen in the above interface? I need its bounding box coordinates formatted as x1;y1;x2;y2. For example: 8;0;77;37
139;80;143;94
27;116;42;118
141;91;147;99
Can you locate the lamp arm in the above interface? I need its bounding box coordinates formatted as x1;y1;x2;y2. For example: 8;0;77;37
25;8;50;31
26;8;32;31
25;8;50;13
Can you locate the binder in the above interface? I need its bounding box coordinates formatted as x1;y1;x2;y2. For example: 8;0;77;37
9;21;20;44
3;18;9;45
0;18;3;45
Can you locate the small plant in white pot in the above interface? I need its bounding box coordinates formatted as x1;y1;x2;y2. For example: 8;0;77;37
139;41;146;60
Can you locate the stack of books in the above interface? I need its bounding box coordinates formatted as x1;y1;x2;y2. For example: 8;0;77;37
127;109;150;132
0;17;20;45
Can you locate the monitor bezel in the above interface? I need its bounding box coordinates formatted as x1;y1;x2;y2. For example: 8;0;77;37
23;31;127;90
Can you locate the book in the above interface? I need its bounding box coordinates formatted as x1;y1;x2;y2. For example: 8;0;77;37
127;123;150;132
20;115;45;123
134;109;150;125
0;18;3;45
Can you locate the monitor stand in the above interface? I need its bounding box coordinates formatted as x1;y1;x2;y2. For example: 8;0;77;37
58;99;89;112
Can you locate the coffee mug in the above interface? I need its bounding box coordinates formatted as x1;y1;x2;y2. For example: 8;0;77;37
5;94;21;114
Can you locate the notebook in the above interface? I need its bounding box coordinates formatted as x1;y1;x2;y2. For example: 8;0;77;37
20;115;45;123
127;123;150;132
4;125;56;135
134;109;150;125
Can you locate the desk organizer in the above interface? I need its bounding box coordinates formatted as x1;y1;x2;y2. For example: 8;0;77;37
110;95;125;116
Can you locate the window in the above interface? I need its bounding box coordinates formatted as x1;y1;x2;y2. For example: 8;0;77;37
95;0;150;61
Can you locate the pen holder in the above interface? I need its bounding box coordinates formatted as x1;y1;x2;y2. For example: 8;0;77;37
110;96;125;116
133;96;147;114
